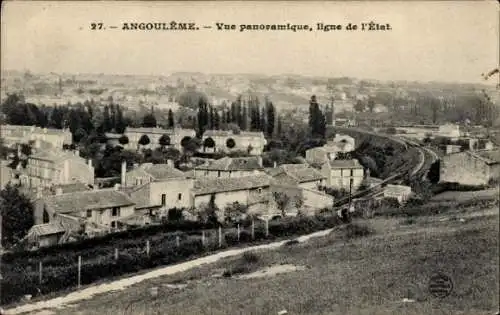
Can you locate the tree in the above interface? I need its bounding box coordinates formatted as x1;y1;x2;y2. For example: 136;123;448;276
159;134;171;147
226;138;236;149
354;100;365;112
265;98;275;137
119;135;129;146
1;184;34;248
203;137;215;148
427;160;440;184
273;191;290;217
367;98;376;113
142;113;157;128
167;109;175;128
138;134;151;147
198;194;219;225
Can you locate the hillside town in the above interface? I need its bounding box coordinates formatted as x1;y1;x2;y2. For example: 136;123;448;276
0;1;499;313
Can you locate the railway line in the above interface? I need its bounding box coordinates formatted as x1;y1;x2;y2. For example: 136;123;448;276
332;130;441;210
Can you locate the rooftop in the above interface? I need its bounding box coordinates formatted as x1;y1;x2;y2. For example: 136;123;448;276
203;130;265;138
193;174;273;195
42;189;135;214
266;163;325;184
328;159;363;169
473;149;500;165
26;223;66;237
29;150;82;163
52;182;92;194
195;156;263;171
137;163;186;181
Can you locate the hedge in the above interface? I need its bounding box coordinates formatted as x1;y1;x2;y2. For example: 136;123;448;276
1;213;347;305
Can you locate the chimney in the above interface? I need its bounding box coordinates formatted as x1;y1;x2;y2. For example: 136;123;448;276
88;159;93;168
55;187;63;195
121;161;127;186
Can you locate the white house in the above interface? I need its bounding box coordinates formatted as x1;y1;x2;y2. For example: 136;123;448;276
321;159;364;191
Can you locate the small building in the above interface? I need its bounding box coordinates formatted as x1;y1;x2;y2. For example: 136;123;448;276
192;174;273;211
201;130;267;155
321;159;364;191
21;150;95;189
305;146;338;166
34;188;136;233
438;123;461;139
0;124;72;150
383;184;412;204
23;222;67;249
194;156;264;178
121;162;195;219
440;149;500;186
265;164;326;190
329;134;355;152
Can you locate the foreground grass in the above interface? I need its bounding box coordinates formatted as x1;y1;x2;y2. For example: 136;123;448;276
44;210;499;315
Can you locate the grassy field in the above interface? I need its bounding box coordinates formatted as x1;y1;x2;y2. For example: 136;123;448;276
36;207;499;315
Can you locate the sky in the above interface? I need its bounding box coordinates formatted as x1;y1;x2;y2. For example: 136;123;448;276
1;1;499;84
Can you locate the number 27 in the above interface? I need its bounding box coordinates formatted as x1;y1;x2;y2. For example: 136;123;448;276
90;23;103;30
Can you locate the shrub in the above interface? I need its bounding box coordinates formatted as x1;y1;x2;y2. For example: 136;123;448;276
343;223;373;239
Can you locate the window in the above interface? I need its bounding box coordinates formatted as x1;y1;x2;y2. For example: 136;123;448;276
178;193;182;201
350;169;354;177
161;194;166;206
86;210;92;218
112;207;120;216
111;221;116;228
258;188;262;194
218;171;221;177
43;210;50;223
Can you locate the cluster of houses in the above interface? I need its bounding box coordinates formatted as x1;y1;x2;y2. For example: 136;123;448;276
1;123;417;250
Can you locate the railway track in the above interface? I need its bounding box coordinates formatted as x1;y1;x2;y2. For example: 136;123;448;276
331;132;440;210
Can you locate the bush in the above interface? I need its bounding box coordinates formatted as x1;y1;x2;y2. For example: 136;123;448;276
343;223;373;239
1;210;350;305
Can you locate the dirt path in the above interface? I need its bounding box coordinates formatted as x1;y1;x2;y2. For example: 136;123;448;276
4;229;334;315
6;208;498;315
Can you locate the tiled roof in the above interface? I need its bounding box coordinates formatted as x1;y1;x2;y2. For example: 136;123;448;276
266;164;325;183
27;223;66;237
30;150;80;163
52;183;92;194
195;157;263;171
203;130;232;137
42;189;135;214
125;127;174;135
328;159;363;169
203;130;264;138
139;163;186;180
193;174;273;195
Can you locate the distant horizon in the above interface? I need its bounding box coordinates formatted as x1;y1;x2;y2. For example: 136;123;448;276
2;1;498;85
2;68;498;88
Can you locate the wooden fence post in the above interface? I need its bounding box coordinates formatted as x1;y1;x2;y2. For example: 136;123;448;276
265;219;269;237
114;248;119;260
201;230;206;247
38;261;43;285
176;235;180;248
237;223;240;242
251;219;255;240
77;256;82;288
146;240;150;257
218;226;222;248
